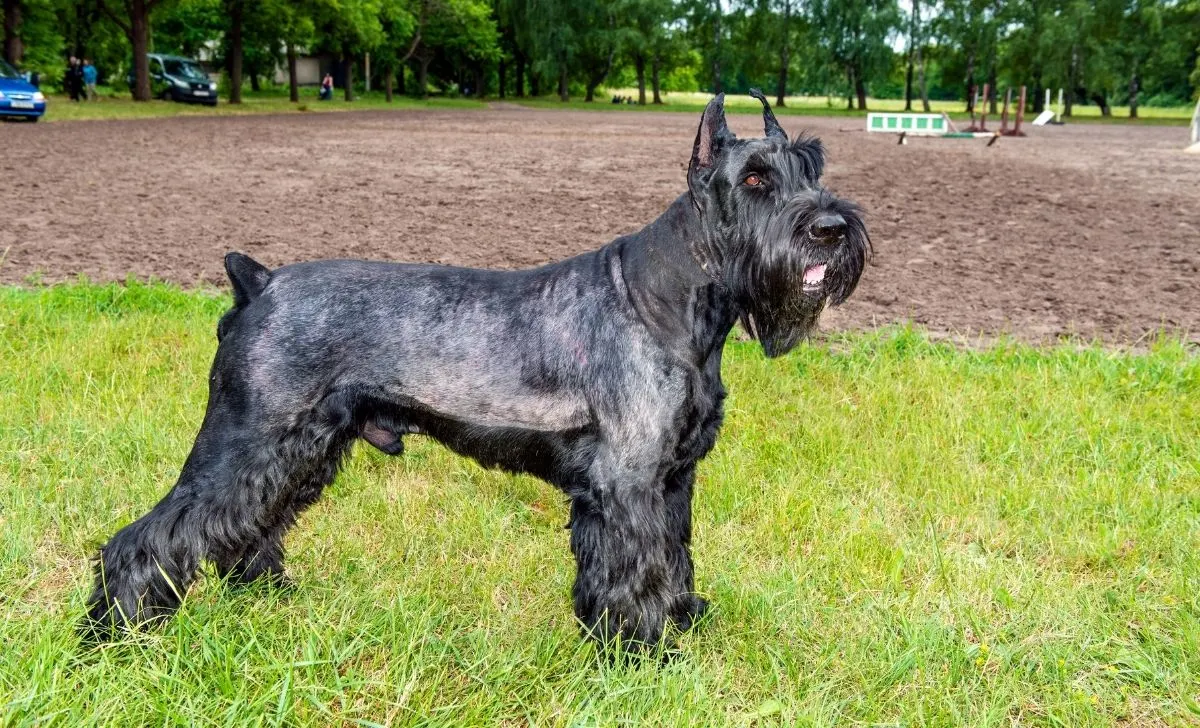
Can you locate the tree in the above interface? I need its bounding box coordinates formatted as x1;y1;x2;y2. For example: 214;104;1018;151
265;0;316;102
313;0;384;101
811;0;899;110
225;0;243;102
574;0;621;102
1117;0;1162;117
97;0;170;101
936;0;1001;113
4;0;22;64
624;0;673;105
375;0;416;101
775;0;792;106
403;0;496;97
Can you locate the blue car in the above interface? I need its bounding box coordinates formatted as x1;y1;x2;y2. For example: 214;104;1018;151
0;59;46;121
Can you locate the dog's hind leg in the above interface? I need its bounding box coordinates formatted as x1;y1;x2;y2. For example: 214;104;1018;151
81;387;354;639
215;447;345;588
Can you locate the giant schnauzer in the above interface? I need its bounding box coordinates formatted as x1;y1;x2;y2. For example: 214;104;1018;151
82;91;870;653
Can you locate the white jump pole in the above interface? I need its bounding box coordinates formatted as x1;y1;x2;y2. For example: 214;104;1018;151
1056;88;1063;122
1187;99;1200;153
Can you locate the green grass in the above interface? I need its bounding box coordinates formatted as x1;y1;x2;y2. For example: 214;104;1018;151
37;87;485;123
29;85;1194;125
509;89;1194;125
2;282;1198;726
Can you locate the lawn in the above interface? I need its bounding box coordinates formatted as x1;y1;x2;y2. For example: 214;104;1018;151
27;86;1195;126
35;87;486;123
1;282;1198;726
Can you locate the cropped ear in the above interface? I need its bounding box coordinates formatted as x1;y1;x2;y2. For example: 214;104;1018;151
748;88;787;141
688;94;732;210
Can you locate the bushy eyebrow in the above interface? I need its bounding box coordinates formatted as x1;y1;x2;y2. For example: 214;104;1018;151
739;149;803;182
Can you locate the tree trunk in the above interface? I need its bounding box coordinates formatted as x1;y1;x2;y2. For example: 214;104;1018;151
343;48;354;101
904;0;914;111
1064;44;1077;116
416;55;429;98
651;56;662;104
916;45;929;112
498;58;506;98
384;66;393;102
987;60;997;114
3;0;22;66
557;63;567;102
1031;68;1043;112
287;42;298;102
846;66;854;110
776;0;790;106
963;49;975;113
1128;60;1138;119
635;53;645;105
515;53;525;97
854;66;867;110
474;64;485;99
904;61;913;111
1091;91;1110;116
130;2;152;101
530;71;539;97
228;0;243;103
710;0;721;94
249;69;260;92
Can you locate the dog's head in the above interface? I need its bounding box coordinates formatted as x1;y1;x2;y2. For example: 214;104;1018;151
687;91;870;357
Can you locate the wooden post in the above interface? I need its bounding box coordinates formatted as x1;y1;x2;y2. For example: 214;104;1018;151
999;87;1011;133
967;83;990;132
979;83;989;130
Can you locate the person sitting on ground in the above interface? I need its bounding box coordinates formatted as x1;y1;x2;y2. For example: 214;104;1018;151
82;59;97;101
319;73;333;101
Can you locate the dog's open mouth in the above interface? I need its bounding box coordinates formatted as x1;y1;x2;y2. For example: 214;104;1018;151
802;264;827;292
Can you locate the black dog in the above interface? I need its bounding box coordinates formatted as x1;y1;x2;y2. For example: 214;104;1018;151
82;91;869;653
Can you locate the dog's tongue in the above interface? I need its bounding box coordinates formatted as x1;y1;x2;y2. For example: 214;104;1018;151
803;264;827;285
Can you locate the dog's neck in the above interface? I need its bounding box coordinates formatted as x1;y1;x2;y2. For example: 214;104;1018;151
613;194;740;362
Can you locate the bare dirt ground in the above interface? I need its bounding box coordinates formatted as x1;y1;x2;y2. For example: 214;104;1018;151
2;107;1197;343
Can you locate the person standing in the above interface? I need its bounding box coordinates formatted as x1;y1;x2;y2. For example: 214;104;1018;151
82;59;98;101
65;56;83;101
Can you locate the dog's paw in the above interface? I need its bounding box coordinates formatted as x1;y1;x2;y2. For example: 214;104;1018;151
672;595;711;632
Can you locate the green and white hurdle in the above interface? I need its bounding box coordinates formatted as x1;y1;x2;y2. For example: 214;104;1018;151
866;111;995;142
867;112;948;135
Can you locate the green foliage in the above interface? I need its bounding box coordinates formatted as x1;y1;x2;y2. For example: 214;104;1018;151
2;283;1199;725
2;0;1198;106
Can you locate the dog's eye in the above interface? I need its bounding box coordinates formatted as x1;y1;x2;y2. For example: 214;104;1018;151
743;174;762;187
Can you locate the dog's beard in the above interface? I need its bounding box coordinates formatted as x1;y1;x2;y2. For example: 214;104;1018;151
737;264;827;358
732;195;869;358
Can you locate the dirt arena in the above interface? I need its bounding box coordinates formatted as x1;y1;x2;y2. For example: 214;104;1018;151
2;107;1197;343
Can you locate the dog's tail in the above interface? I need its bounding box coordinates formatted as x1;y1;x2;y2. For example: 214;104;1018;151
216;252;271;341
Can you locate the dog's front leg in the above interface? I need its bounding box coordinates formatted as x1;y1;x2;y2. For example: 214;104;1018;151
664;463;709;632
568;446;674;655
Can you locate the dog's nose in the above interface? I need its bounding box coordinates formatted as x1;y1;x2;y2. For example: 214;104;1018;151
811;213;847;243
